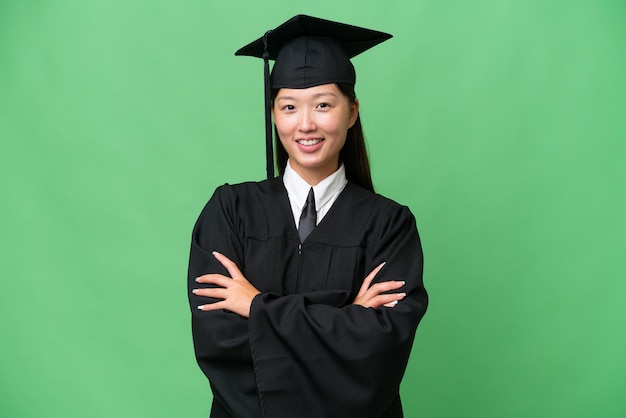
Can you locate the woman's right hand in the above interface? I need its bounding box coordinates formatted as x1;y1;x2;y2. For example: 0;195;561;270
352;262;406;308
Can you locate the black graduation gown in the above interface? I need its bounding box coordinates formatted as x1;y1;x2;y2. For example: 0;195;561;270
188;177;427;418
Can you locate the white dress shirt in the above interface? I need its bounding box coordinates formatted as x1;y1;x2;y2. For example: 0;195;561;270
282;159;348;228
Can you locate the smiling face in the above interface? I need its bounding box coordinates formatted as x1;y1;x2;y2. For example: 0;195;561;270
273;84;359;185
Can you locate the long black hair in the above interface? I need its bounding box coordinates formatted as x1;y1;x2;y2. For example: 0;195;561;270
272;83;375;193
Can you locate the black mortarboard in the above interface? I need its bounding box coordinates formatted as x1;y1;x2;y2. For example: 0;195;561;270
235;15;392;179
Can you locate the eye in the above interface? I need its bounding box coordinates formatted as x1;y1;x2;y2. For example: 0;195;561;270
316;102;330;109
281;104;295;111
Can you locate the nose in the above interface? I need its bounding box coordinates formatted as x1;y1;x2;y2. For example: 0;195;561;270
298;109;316;132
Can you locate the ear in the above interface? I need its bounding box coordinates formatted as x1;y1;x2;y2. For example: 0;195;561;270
348;98;360;128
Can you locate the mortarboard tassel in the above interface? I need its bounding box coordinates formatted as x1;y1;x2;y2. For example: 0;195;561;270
263;31;274;179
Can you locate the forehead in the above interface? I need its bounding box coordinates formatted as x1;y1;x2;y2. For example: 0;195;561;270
275;84;343;100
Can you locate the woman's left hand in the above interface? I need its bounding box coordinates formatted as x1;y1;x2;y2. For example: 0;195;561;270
353;262;406;309
193;251;260;318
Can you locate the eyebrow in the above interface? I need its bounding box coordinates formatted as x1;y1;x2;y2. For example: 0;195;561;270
276;92;338;101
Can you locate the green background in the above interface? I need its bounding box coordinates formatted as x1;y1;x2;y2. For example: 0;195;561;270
1;0;625;417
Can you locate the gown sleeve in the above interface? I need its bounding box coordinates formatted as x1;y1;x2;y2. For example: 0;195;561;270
248;204;427;418
188;185;262;417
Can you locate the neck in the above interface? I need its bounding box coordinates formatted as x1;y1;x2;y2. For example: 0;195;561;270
289;161;339;186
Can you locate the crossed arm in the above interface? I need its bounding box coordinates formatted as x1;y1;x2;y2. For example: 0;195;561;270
192;251;407;318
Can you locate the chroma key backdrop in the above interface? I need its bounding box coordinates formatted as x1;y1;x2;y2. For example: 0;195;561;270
1;1;625;417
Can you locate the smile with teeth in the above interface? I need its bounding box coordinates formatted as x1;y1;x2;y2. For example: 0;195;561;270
297;138;323;146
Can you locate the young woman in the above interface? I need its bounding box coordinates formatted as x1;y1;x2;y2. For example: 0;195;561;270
188;15;428;418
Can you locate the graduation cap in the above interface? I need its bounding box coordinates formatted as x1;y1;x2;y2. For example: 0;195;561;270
235;15;392;179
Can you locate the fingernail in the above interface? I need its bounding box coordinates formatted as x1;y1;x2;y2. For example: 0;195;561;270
398;281;405;286
195;277;201;282
192;289;198;294
212;251;221;256
387;300;398;307
398;293;407;299
197;305;204;310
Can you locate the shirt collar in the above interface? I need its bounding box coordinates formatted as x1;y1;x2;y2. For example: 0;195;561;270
283;159;347;213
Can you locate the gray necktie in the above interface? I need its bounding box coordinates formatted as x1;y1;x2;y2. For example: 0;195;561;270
298;188;316;242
